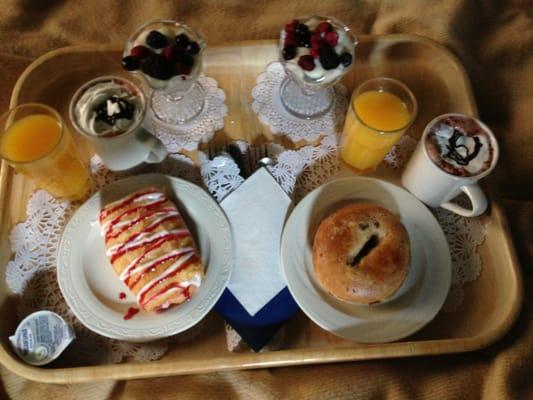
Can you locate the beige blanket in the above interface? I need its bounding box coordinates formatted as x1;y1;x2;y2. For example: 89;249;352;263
0;0;531;398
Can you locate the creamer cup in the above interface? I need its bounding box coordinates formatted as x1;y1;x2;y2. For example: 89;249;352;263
9;310;75;366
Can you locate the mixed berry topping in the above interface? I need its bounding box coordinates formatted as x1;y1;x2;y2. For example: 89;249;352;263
282;18;353;72
95;96;135;126
121;29;201;80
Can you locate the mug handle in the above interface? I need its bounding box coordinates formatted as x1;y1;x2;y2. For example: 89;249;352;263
144;136;168;164
440;183;487;217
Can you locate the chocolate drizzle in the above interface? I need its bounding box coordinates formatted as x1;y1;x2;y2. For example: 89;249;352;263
95;96;135;126
445;128;483;166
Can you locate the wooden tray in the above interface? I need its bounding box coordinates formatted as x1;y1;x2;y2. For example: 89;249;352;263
0;35;523;383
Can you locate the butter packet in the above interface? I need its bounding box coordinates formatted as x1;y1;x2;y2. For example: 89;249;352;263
9;311;75;366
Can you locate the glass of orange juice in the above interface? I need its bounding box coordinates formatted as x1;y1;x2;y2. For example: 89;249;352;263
340;77;417;173
0;103;90;200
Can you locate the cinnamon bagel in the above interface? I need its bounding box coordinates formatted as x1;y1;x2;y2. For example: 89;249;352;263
312;203;410;304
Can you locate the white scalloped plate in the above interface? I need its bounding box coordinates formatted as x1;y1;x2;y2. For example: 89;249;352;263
57;174;233;342
281;177;451;343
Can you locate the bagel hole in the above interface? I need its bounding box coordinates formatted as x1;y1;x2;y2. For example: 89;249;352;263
347;234;379;267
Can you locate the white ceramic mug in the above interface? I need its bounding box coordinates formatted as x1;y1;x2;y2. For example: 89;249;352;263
401;113;499;217
69;76;167;171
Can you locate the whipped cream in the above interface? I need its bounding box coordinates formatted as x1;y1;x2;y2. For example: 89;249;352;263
73;80;143;137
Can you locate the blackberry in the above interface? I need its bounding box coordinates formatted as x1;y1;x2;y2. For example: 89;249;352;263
282;45;297;60
319;47;340;70
121;56;140;71
175;51;194;67
141;54;174;80
146;30;168;49
339;52;353;67
295;23;311;47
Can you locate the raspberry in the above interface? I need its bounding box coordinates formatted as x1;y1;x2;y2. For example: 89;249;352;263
310;33;323;50
146;30;168;49
162;45;182;60
317;21;332;34
339;52;353;67
121;56;140;71
282;45;297;60
325;31;339;47
130;45;150;59
310;48;320;58
319;47;340;70
298;55;315;71
285;19;299;34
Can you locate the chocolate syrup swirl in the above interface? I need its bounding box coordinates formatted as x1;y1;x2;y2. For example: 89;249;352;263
95;96;135;126
445;128;483;166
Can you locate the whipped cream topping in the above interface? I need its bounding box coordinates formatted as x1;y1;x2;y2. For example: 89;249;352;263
74;81;143;137
426;117;494;177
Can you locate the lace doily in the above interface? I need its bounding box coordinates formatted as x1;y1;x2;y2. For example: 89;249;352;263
6;134;487;361
148;75;227;152
251;62;348;142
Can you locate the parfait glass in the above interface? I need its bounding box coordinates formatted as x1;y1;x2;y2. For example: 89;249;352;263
279;16;357;120
123;19;206;125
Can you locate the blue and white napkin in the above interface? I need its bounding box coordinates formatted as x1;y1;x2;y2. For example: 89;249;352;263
215;167;299;351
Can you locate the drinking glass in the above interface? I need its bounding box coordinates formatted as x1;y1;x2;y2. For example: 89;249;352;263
124;19;206;125
0;103;90;200
340;77;417;173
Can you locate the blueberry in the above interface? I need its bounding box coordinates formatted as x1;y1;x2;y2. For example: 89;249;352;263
146;30;168;49
141;54;174;80
175;33;190;48
187;41;200;55
339;52;353;67
121;56;140;71
319;47;340;70
282;45;297;60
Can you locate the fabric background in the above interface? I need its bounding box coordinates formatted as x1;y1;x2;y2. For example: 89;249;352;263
0;0;531;399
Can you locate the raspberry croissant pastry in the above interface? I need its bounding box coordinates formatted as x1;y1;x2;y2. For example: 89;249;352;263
99;187;204;312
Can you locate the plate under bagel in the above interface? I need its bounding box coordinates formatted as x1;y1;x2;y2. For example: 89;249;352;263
281;176;451;343
57;174;233;342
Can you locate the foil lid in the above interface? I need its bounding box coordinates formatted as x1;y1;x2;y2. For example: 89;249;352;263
9;311;75;366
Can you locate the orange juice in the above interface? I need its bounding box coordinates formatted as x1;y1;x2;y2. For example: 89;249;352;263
340;79;416;173
0;108;90;200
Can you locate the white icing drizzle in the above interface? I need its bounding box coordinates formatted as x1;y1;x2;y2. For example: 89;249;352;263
120;247;194;282
106;228;188;258
136;252;195;304
101;208;178;238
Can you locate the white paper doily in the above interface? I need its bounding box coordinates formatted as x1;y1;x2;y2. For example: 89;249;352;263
251;62;348;142
148;75;227;152
6;135;486;361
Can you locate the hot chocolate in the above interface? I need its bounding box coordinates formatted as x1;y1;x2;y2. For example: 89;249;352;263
424;114;494;177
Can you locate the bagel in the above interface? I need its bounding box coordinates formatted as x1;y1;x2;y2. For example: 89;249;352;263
312;203;410;304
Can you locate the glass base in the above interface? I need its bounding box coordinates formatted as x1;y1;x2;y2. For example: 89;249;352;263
279;76;334;120
339;158;378;175
150;81;205;125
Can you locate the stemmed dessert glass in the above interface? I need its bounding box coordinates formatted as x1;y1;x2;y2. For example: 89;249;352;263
279;16;357;120
123;19;206;125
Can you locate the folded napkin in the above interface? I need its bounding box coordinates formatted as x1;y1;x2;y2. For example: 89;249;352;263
215;167;299;351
